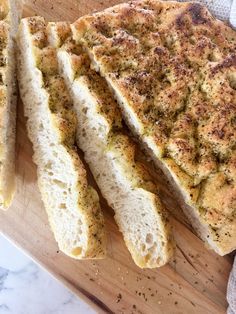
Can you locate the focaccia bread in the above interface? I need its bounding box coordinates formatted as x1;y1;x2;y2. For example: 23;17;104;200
47;21;174;268
17;17;106;259
72;0;236;255
0;0;21;209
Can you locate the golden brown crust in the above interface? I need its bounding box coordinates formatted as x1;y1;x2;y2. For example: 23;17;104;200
72;0;236;254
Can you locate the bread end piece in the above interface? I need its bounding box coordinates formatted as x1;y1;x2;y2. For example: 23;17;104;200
0;0;22;210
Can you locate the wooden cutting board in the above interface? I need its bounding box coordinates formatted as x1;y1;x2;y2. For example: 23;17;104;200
0;1;234;313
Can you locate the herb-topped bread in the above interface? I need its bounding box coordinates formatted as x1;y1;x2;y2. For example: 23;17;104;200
72;0;236;255
47;21;174;268
17;16;106;259
0;0;21;209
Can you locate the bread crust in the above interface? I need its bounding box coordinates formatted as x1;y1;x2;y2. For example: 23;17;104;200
17;17;106;259
72;0;236;255
48;21;174;268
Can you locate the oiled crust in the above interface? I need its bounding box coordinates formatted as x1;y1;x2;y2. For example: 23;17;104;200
19;17;106;258
72;0;236;254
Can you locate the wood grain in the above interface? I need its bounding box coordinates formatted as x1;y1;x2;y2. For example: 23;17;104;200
0;1;233;313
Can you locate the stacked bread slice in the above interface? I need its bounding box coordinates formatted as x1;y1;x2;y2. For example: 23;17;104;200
47;21;174;268
71;0;236;256
17;17;106;259
0;0;21;209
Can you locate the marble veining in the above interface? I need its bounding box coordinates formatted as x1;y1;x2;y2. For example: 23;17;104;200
0;235;95;314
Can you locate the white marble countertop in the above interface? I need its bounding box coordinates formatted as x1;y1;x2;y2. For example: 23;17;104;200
0;234;96;314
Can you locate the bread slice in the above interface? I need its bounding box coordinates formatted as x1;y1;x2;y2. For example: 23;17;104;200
0;0;21;209
72;0;236;255
47;21;174;268
17;17;106;259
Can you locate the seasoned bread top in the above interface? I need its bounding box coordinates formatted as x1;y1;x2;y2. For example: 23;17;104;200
18;16;106;259
72;1;236;248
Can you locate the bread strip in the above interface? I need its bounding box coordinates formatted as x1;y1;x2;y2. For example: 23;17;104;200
0;0;21;209
72;0;236;255
48;22;174;268
17;17;106;259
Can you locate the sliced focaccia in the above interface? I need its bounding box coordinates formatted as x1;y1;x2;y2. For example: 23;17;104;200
0;0;21;209
17;16;106;259
48;21;174;268
72;0;236;255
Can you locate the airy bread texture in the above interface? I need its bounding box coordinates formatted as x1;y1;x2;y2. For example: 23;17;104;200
72;0;236;255
47;22;174;268
17;17;106;259
0;0;21;210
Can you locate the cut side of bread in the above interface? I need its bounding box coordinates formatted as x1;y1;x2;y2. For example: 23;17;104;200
48;22;174;268
72;0;236;256
17;17;106;259
0;0;21;210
